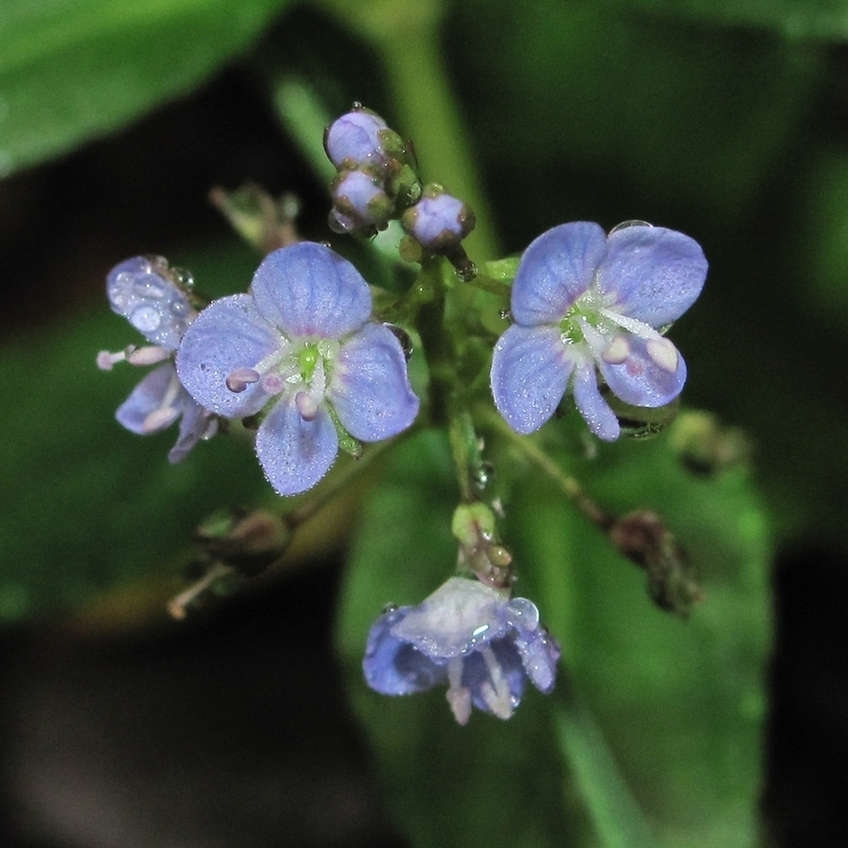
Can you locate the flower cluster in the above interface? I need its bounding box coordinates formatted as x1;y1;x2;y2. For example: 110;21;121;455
97;255;216;463
324;106;475;260
176;242;420;495
491;221;707;441
364;577;560;724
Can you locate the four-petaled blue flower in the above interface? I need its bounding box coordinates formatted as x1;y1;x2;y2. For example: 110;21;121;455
491;221;708;441
364;577;560;724
176;242;420;496
97;255;216;463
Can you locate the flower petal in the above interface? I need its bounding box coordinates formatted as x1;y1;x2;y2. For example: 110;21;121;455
511;222;607;325
514;628;560;693
329;323;420;442
115;363;178;434
176;294;279;418
363;608;448;695
597;333;687;408
491;324;573;434
254;396;339;496
572;362;620;441
597;225;707;327
250;242;372;339
168;394;214;464
463;639;527;716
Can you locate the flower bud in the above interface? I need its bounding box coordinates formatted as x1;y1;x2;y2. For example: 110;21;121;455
324;107;389;169
328;169;394;236
401;186;476;254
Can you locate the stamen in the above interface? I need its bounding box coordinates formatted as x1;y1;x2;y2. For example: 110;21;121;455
602;334;630;365
295;391;319;421
226;367;261;393
479;645;514;720
445;657;472;725
127;345;171;366
142;406;180;433
96;347;134;371
646;337;679;372
599;308;663;342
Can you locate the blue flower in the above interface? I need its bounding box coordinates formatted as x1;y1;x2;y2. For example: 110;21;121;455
176;242;420;496
491;221;708;441
364;577;560;724
98;255;216;463
401;186;476;254
324;107;390;170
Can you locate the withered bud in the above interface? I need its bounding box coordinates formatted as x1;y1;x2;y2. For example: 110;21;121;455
609;510;703;618
195;508;291;577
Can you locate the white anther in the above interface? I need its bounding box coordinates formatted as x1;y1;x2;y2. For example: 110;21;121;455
96;348;132;371
446;658;472;725
602;335;630;364
646;337;679;372
295;391;319;421
226;367;260;393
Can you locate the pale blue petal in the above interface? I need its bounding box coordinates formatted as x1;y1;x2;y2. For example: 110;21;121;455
168;394;213;464
250;242;372;339
597;333;687;408
511;222;607;325
254;396;339;496
363;608;447;695
115;363;176;434
329;323;419;442
573;363;620;441
491;324;573;434
176;294;279;418
597;226;707;327
514;628;560;693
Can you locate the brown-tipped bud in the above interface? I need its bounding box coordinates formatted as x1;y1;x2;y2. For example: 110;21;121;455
609;510;703;618
209;183;301;254
669;410;751;476
194;508;290;577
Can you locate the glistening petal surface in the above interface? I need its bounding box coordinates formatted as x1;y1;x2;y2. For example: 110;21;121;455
511;222;606;325
598;225;707;327
176;294;279;418
597;334;687;408
254;396;339;496
491;324;573;434
330;323;419;442
250;242;372;338
572;363;620;441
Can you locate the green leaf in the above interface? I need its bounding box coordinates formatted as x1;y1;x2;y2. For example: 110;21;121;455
336;424;771;848
0;242;269;622
507;428;772;848
0;0;293;177
623;0;848;41
336;431;586;848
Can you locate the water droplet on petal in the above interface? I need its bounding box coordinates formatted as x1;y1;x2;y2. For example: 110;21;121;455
609;219;653;235
130;304;161;333
382;603;399;614
506;597;540;630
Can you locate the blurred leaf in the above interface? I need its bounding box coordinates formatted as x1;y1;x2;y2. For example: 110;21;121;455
507;428;772;847
0;243;269;622
0;0;293;177
447;0;822;233
336;426;771;848
624;0;848;40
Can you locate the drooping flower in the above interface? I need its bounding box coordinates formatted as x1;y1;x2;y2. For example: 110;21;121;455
97;255;216;463
176;242;420;496
491;221;707;441
364;577;560;724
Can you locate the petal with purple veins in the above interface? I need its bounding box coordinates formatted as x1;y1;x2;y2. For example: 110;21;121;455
168;393;214;464
254;396;339;496
597;226;707;327
511;222;607;325
250;242;372;339
329;323;420;442
491;324;574;435
176;294;279;418
596;333;687;408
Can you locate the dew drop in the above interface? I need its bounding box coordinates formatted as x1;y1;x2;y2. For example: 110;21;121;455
172;267;194;288
471;623;490;638
609;219;653;235
130;304;162;333
134;278;165;298
382;603;399;614
499;309;512;321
